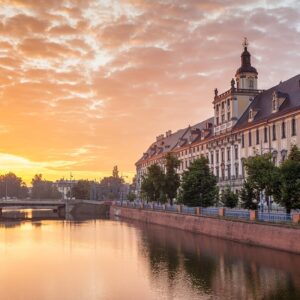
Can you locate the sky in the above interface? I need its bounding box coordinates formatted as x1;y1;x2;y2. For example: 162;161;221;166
0;0;300;184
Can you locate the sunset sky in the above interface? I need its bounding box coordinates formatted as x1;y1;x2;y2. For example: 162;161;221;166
0;0;300;184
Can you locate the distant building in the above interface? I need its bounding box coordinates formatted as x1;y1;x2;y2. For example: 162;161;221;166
55;179;77;200
135;38;300;196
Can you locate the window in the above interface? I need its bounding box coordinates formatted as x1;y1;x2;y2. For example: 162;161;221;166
235;164;239;177
272;124;276;140
292;118;297;136
216;117;219;125
210;152;214;164
216;167;219;178
227;99;230;108
281;150;287;162
227;112;231;121
221;114;225;123
248;131;252;146
222;102;225;110
256;128;259;145
249;79;254;88
264;127;268;143
281;121;286;139
241;133;245;148
227;147;230;161
216;150;219;164
227;167;231;178
235;147;238;160
221;149;225;163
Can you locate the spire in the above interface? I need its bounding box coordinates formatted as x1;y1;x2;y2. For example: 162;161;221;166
235;37;257;76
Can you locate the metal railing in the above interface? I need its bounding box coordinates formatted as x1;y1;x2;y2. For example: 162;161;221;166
225;209;250;220
201;207;219;216
258;212;292;222
114;201;296;224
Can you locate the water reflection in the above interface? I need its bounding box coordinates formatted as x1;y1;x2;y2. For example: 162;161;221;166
136;220;300;300
0;214;299;300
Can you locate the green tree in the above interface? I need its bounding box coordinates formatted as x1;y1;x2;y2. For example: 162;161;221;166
240;181;258;210
164;153;180;205
221;187;238;208
274;145;300;213
178;157;217;207
244;154;278;209
72;180;92;200
0;172;28;199
31;174;61;199
126;191;136;202
141;164;165;202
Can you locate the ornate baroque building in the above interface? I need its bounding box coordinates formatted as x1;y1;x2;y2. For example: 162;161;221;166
135;39;300;196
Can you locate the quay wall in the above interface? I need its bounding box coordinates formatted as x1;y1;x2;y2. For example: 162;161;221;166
110;205;300;254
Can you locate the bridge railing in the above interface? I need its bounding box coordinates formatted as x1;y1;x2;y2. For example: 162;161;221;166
114;200;299;225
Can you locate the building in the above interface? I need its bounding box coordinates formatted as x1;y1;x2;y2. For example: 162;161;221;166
135;38;300;196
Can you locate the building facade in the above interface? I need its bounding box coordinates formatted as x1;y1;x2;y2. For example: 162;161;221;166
135;39;300;196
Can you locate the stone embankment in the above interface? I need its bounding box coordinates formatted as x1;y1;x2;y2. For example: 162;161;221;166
110;205;300;254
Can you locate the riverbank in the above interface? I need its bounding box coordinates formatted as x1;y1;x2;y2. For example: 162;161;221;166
110;205;300;254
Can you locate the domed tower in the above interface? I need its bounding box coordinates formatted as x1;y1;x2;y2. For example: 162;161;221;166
235;38;258;90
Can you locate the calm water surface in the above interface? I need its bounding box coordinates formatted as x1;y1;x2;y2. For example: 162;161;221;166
0;211;300;300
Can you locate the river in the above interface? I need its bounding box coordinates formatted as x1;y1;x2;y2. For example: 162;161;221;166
0;209;300;299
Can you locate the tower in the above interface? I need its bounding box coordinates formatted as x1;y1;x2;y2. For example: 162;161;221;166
235;38;258;90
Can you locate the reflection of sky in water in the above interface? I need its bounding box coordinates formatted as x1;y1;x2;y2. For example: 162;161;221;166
0;219;299;300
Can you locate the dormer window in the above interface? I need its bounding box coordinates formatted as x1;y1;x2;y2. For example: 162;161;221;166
272;90;287;113
248;108;257;122
249;109;253;120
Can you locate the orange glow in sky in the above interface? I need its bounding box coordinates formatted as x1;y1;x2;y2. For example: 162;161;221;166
0;0;299;183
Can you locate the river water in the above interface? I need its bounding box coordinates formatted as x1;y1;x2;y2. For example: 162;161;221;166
0;210;300;300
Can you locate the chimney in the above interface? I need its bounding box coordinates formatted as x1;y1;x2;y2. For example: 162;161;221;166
165;130;172;137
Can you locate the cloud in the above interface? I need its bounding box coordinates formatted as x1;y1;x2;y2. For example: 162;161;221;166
0;0;299;182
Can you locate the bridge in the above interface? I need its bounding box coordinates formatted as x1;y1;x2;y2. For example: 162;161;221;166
0;199;112;219
0;200;66;217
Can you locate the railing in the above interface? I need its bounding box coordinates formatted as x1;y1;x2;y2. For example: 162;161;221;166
182;206;196;215
258;212;292;222
114;201;298;225
225;209;250;220
201;207;219;216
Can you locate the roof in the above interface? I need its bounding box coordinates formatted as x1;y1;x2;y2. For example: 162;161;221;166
235;74;300;129
136;117;214;165
235;47;258;76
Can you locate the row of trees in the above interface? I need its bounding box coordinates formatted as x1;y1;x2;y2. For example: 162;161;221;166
0;166;130;201
140;146;300;212
70;166;127;200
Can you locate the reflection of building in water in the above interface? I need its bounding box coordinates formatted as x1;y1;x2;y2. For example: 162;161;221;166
55;179;77;199
138;221;300;300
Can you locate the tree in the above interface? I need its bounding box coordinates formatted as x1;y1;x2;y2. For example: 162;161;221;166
178;157;217;207
141;164;165;202
244;154;278;209
31;174;61;199
221;187;238;208
240;181;258;210
164;153;180;205
72;180;92;200
274;145;300;213
0;172;28;199
126;191;136;202
99;175;124;200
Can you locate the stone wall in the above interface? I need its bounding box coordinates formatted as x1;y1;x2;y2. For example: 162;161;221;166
110;205;300;254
